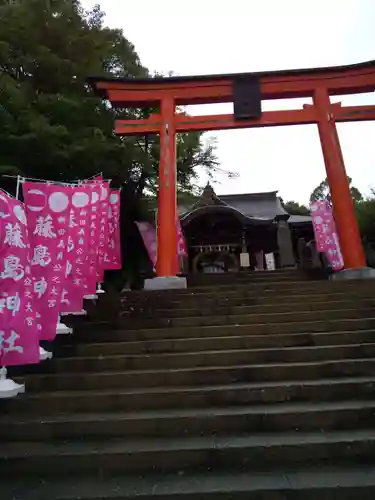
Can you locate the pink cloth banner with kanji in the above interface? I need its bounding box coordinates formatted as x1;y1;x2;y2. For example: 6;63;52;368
59;185;92;313
23;182;70;340
85;182;101;295
0;192;39;366
310;201;344;271
97;181;110;282
102;189;121;271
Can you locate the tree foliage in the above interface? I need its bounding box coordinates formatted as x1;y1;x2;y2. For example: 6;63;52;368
0;0;221;202
310;177;363;203
283;200;310;216
355;195;375;243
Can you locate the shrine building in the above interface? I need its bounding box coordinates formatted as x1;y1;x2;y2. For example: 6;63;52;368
177;183;313;274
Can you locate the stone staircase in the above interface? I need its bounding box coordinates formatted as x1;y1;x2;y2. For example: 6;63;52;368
2;270;375;498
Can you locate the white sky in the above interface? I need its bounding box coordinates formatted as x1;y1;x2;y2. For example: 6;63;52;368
82;0;375;204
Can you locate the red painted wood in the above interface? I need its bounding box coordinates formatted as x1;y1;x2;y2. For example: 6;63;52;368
313;88;366;269
91;61;375;272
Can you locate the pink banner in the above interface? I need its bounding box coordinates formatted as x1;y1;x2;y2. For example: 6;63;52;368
177;219;187;257
59;186;91;312
23;182;70;340
136;219;186;270
310;201;344;271
103;189;121;270
97;181;110;281
0;192;39;366
85;183;101;295
135;221;157;269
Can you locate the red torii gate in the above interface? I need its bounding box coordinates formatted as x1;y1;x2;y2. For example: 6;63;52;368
89;60;375;279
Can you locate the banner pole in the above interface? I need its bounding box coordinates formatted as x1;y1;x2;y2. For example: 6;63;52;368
15;175;21;200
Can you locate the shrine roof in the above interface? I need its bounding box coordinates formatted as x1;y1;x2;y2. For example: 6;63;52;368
88;59;375;87
143;187;312;225
288;214;313;224
178;185;289;224
217;192;288;219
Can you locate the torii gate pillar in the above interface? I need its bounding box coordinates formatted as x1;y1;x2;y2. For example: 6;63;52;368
313;87;366;270
157;96;179;278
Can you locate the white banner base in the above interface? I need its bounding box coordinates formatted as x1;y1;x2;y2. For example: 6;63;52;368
240;252;250;268
265;253;276;271
61;309;87;317
39;346;53;361
0;368;25;399
56;316;73;335
84;294;98;300
96;283;106;294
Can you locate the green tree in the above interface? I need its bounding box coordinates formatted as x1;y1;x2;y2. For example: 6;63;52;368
355;190;375;240
283;200;310;216
310;177;363;203
0;0;220;197
0;0;144;185
355;192;375;267
0;0;223;285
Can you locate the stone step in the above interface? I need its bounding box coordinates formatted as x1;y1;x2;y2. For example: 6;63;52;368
164;293;375;311
123;279;375;297
2;429;375;477
71;317;375;343
188;269;308;279
3;466;375;499
169;274;334;294
118;283;375;310
63;329;375;357
122;298;375;319
188;275;310;285
187;272;310;285
118;290;375;314
49;343;375;374
18;358;375;392
115;306;375;330
4;277;375;497
2;400;375;442
3;376;375;416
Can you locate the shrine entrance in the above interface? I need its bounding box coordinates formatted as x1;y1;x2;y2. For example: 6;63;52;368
180;193;280;274
90;60;375;279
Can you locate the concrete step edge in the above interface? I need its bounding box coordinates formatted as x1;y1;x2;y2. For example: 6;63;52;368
4;466;375;499
3;429;375;458
19;357;375;381
80;316;375;336
55;342;375;363
127;279;374;294
10;375;375;400
133;298;375;316
69;329;375;352
112;304;375;330
3;399;375;426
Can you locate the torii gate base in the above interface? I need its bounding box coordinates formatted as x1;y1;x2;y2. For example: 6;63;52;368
144;275;187;290
90;60;375;287
331;267;375;281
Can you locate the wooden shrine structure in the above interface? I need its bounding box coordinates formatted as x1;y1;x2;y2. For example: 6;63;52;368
89;60;375;278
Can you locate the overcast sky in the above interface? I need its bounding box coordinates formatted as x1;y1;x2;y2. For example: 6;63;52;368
82;0;375;205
